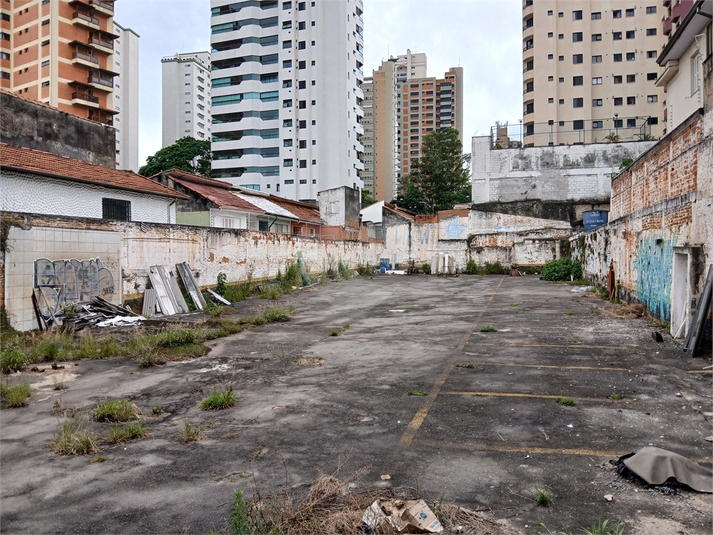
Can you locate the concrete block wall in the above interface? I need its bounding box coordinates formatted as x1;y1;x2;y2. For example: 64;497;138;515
471;136;657;205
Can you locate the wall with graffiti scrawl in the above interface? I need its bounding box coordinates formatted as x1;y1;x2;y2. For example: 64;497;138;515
572;110;710;334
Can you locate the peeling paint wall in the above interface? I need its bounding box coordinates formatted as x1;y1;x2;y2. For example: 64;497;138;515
572;108;711;328
1;212;383;331
471;137;657;204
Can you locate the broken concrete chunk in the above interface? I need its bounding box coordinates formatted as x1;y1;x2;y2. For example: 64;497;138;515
604;494;614;502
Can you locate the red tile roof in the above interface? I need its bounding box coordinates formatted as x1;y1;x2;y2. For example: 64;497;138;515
268;197;322;224
157;168;236;189
170;176;264;213
0;143;189;199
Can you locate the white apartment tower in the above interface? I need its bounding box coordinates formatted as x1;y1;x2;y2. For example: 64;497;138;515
162;51;212;147
111;22;139;171
209;0;364;201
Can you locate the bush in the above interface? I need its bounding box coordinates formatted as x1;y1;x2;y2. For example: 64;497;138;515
485;261;509;275
422;263;431;274
465;260;479;275
1;346;26;374
1;381;31;407
541;257;582;281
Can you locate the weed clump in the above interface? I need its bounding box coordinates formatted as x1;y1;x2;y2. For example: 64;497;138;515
200;385;239;411
456;362;475;369
541;257;583;282
51;419;100;455
556;397;575;406
422;263;431;274
107;422;148;444
609;393;624;400
179;420;204;443
1;346;26;374
93;399;138;422
535;486;555;507
408;390;428;396
0;381;31;407
481;326;498;333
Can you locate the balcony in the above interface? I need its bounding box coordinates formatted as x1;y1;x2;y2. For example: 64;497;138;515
663;17;673;35
71;90;99;107
72;11;100;30
88;72;114;91
88;109;113;126
672;0;694;22
89;0;114;16
72;50;99;68
88;35;114;54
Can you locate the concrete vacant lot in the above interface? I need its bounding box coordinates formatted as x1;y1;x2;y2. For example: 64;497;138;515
1;275;711;534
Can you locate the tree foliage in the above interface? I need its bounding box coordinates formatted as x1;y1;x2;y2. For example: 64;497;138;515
395;128;471;214
138;137;212;177
361;189;376;205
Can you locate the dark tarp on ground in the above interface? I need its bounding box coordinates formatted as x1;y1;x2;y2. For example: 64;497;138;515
622;446;713;493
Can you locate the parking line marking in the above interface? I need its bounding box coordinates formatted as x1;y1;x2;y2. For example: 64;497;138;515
474;343;638;350
440;391;625;402
460;362;629;371
399;275;507;447
412;439;713;464
687;370;713;374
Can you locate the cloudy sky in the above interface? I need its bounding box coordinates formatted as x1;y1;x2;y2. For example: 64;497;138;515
114;0;522;168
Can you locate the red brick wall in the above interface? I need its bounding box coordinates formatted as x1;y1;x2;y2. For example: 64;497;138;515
611;113;702;221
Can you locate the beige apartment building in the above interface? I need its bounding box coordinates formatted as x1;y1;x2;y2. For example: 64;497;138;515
361;50;427;202
522;0;667;147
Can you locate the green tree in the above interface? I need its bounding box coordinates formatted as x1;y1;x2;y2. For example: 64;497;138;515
138;137;212;177
395;128;471;214
361;189;376;205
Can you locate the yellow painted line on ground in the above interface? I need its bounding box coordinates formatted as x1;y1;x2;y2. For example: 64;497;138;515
440;391;625;403
687;370;713;374
399;275;507;447
412;439;713;464
474;342;637;350
463;362;629;371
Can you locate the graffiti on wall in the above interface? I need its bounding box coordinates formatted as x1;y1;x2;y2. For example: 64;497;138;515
33;258;115;322
633;235;675;322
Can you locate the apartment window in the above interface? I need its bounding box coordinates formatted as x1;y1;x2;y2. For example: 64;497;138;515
592;33;602;41
573;76;583;86
572;10;582;20
592;77;602;85
548;98;554;103
627;74;636;82
298;100;306;109
559;77;564;82
102;199;131;221
646;6;657;14
614;53;623;62
311;21;315;26
627;118;636;127
613;9;622;18
41;81;49;87
41;39;49;46
282;40;291;49
298;60;306;69
299;120;307;128
298;21;306;30
548;54;553;59
647;72;657;81
311;120;315;125
559;56;564;61
548;76;554;81
283;60;292;68
311;140;316;145
646;28;657;36
298;1;305;10
626;30;635;39
691;53;701;94
593;99;603;106
284;139;292;147
311;40;315;46
592;55;602;63
647;95;658;103
299;140;307;148
283;119;293;127
283;1;291;8
558;34;564;39
559;99;564;104
649;117;659;125
592;12;601;20
626;8;634;17
572;32;583;42
298;41;306;50
593;121;603;129
41;19;49;25
614;119;623;128
573;98;584;108
627;96;636;105
559;121;565;126
0;32;9;41
558;12;563;17
614;75;623;84
548;32;553;38
548;10;553;15
282;21;292;29
310;60;315;66
613;32;622;40
573;54;583;64
573;120;584;130
311;100;315;105
299;160;307;168
283;159;293;167
41;60;49;67
648;51;658;59
614;97;623;106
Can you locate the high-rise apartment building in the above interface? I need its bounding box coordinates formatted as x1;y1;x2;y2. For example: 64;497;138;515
1;0;119;126
522;0;666;147
112;22;139;171
209;0;364;202
399;67;463;178
161;51;211;147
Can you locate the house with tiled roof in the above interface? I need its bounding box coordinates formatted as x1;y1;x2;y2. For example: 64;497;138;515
0;144;188;223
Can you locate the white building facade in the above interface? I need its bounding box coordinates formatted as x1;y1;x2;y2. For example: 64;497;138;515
161;52;212;147
209;0;364;202
111;23;140;172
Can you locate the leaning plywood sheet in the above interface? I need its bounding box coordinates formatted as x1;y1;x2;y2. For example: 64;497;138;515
148;266;176;316
142;288;160;318
207;288;231;305
157;265;189;314
176;262;206;310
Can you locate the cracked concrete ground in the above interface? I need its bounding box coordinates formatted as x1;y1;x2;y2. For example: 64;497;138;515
1;275;711;534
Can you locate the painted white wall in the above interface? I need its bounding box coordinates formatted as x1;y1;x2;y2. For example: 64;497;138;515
162;52;212;147
360;200;384;223
111;23;140;172
209;0;364;201
1;170;177;224
665;34;707;133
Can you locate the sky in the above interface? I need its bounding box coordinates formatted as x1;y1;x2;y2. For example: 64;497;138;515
114;0;523;168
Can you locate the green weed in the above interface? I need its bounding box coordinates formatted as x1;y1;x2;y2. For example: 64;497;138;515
140;353;167;368
259;285;283;300
1;346;26;374
51;419;99;455
152;406;163;415
408;390;428;396
609;393;624;400
556;397;575;406
90;455;107;463
93;399;138;422
480;326;498;332
230;490;252;535
249;446;264;461
107;421;148;444
568;338;583;343
422;263;431;274
566;311;575;316
535;485;555;507
456;362;475;368
179;420;204;443
0;381;31;407
200;385;239;411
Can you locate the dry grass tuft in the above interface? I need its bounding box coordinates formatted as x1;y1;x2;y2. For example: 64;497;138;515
603;303;646;319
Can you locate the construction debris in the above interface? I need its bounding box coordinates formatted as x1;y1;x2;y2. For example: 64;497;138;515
615;446;713;493
176;262;207;310
361;499;443;533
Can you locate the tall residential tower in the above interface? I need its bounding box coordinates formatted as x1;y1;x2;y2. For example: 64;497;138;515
161;51;211;147
209;0;364;202
112;22;139;171
522;0;666;146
